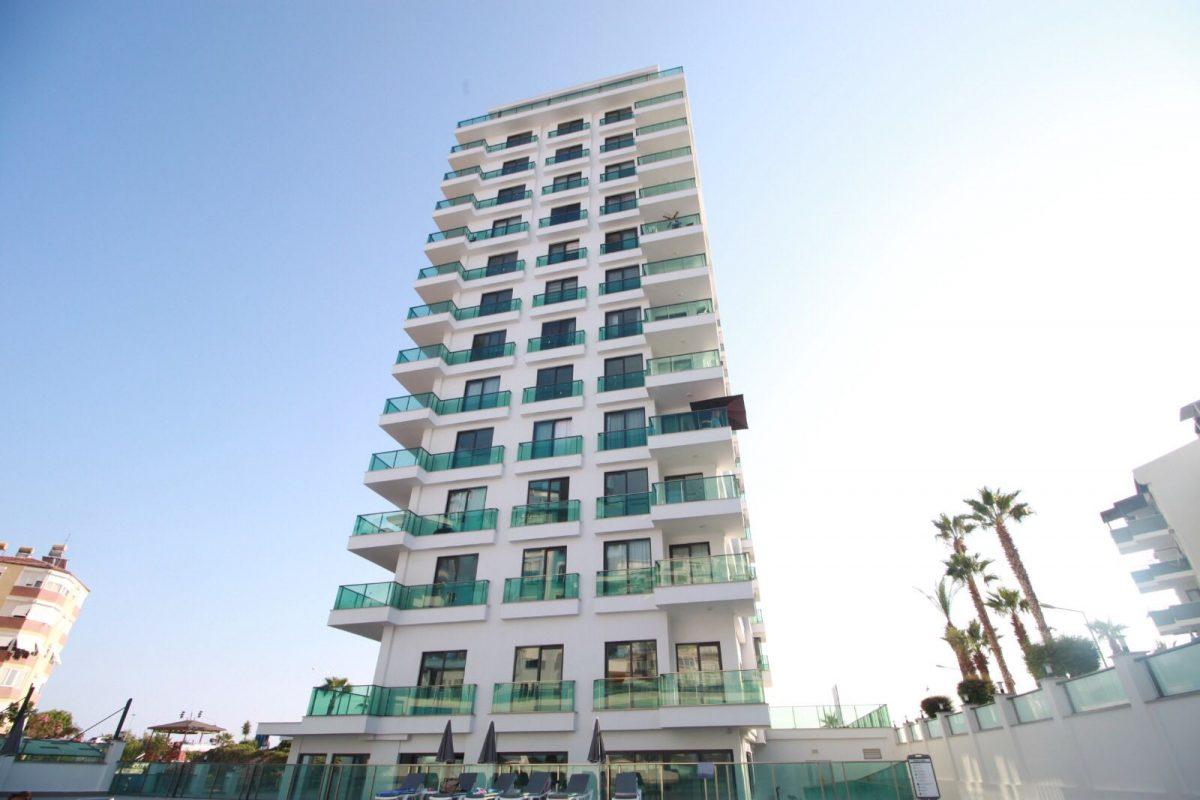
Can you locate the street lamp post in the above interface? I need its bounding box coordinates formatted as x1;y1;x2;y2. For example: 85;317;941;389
1043;602;1109;667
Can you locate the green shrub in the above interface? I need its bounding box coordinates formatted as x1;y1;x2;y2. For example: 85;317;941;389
920;695;954;717
956;677;996;706
1025;635;1100;678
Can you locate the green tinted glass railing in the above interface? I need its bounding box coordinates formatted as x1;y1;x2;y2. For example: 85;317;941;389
395;344;450;364
645;349;721;375
471;222;529;241
381;393;438;414
417;261;463;279
596;492;652;518
430;391;510;415
1011;688;1052;722
461;260;524;280
510;500;580;527
547;122;589;137
444;167;482;181
599;275;641;294
441;342;516;365
769;704;892;729
655;553;753;587
660;670;764;706
475;190;533;209
543;177;588;195
639;178;696;198
597;372;645;392
599;321;643;340
598;427;649;450
600;138;635;153
595;567;654;596
454;298;521;320
533;286;587;306
600;109;634;125
527;331;585;352
406;301;455;319
480;162;534;180
1064;669;1127;712
486;135;537;152
449;140;485;154
307;684;476;717
353;509;497;537
600;198;638;214
517;436;583;460
334;582;401;610
492;681;575;713
946;712;967;735
642;253;706;275
593;677;659;710
368;448;423;471
641;214;701;235
522;380;583;403
974;704;1002;730
536;248;587;267
636;117;687;136
600;238;639;254
502;573;580;603
1151;601;1200;628
926;717;944;737
308;684;376;716
1145;641;1200;697
353;510;412;535
652;474;741;505
638;146;692;165
435;194;476;210
398;579;489;610
1131;558;1192;583
635;91;684;108
427;227;470;244
600;165;636;182
648;408;729;435
457;67;682;127
539;210;588;227
368;446;504;472
545;149;589;166
644;298;713;321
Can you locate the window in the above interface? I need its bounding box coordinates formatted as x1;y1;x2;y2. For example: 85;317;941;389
606;266;640;291
479;289;513;315
506;131;534;147
554;144;584;162
532;419;572;451
490;216;522;236
418;651;467;686
605;307;641;336
662;472;706;502
538;318;576;348
603;355;644;390
513;645;563;683
675;642;722;673
470;330;507;359
0;668;20;688
602;107;633;124
553;172;582;190
463;377;501;410
485;252;520;276
522;546;567;579
453;428;494;467
547;239;581;261
555;119;585;135
603;160;635;180
604;408;647;448
604;191;636;213
544;277;578;302
605;640;658;679
445;487;486;516
434;554;478;584
604;468;649;497
527;477;569;505
548;203;581;224
496;185;526;204
502;157;530;174
533;365;575;400
665;541;713;584
603;133;634;151
605;229;638;252
604;539;651;572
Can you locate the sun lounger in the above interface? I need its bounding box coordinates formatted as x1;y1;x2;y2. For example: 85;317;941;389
610;773;641;800
376;772;432;800
487;774;517;798
502;772;552;800
548;773;592;800
431;772;485;800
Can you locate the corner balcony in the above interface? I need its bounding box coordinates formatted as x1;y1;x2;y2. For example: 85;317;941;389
433;190;532;227
636;146;694;185
379;391;511;447
641;253;711;306
305;684;475;735
447;139;486;169
530;286;587;318
644;349;725;407
653;553;756;612
404;298;522;346
348;508;499;568
594;491;654;535
526;331;586;365
491;681;575;732
508;500;582;542
521;380;584;416
595;371;649;406
364;445;504;506
414;259;525;304
639;214;703;262
514;435;584;475
633;90;686;125
1131;559;1197;594
499;573;581;620
465;221;531;253
1150;601;1200;636
537;208;589;237
1110;513;1175;554
392;342;516;394
595;427;650;466
647;409;735;471
635;116;689;150
592;670;768;731
638;178;698;218
650;474;744;533
328;579;490;639
597;274;645;306
535;246;589;277
643;299;717;353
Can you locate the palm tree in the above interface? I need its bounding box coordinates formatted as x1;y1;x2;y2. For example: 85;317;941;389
933;513;975;556
945;552;1015;692
1088;619;1130;657
962;621;991;681
919;581;976;680
965;487;1051;643
319;676;351;715
986;587;1033;657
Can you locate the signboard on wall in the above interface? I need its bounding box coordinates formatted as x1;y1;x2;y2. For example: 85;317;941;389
907;754;940;799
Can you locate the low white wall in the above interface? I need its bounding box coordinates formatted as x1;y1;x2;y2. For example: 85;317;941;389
0;741;124;794
755;727;898;763
892;652;1200;800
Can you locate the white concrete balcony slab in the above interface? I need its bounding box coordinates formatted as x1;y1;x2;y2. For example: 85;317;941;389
536;257;590;278
1131;560;1197;594
636;153;695;186
597;206;640;228
597;116;637;135
644;311;718;355
347;528;497;570
424;233;471;260
379;404;510;448
465;226;530;253
492;712;575;733
498;597;580;620
597;172;638;192
595;385;650;406
1151;601;1200;636
634;97;686;126
525;343;586;365
520;393;584;416
597;285;646;307
591;514;655;535
441;172;482;198
641;261;712;307
645;365;726;408
1112;514;1175;554
597;143;638;164
512;453;583;475
654;579;755;614
594;445;651;466
593;708;658;730
635;123;690;152
543;154;591;177
640;222;704;263
539;181;589;203
542;126;590;145
599;245;643;265
536;216;589;238
507;520;582;543
260;714;475;737
390;602;489;627
596;332;647;354
529;297;586;318
327;605;393;641
638;187;699;218
651;496;744;534
648;426;735;473
444;354;518;380
593;593;658;615
659;703;769;729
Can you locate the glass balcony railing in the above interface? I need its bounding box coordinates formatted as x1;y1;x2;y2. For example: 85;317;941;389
600;237;639;254
352;508;498;537
502;573;580;603
491;681;575;713
601;198;638;215
599;275;641;294
644;298;713;322
600;138;635;153
533;286;587;306
449;140;485;154
539;210;588;227
599;321;643;340
1011;688;1053;722
600;165;636;182
543;177;588;195
597;427;649;450
517;436;583;461
427;227;471;244
655;553;754;587
308;684;475;717
641;214;701;235
522;380;583;403
638;146;692;166
1145;640;1200;697
593;677;660;710
640;178;696;198
486;135;538;152
547;122;590;138
769;704;894;730
645;349;721;375
659;670;764;707
545;149;589;166
399;579;490;610
395;342;517;366
480;162;535;181
443;166;482;181
333;582;402;610
367;446;505;473
383;390;510;416
648;408;730;435
435;194;476;210
635;90;685;108
510;500;580;527
536;248;587;267
636;117;688;136
471;222;529;241
597;371;645;392
1064;668;1127;712
417;261;464;279
595;567;654;597
1131;559;1192;583
418;260;526;282
456;298;522;320
642;253;707;276
652;474;742;505
1150;601;1200;629
475;190;533;209
600;109;634;125
457;67;682;127
596;492;652;518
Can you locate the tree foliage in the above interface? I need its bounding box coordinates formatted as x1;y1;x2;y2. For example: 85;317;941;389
1024;635;1100;678
920;696;954;717
956;677;996;706
25;709;80;739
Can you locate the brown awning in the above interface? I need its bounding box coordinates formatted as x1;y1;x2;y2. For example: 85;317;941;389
690;394;748;430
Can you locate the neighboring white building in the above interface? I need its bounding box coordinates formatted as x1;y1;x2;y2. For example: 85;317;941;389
261;66;773;767
1100;399;1200;638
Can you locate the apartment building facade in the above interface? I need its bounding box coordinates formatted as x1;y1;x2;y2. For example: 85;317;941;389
261;66;772;766
1100;399;1200;639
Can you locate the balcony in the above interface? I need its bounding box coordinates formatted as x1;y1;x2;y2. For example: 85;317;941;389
546;122;590;140
651;475;744;532
329;579;490;638
364;445;505;506
532;286;587;307
537;209;589;234
635;117;689;148
521;380;584;414
481;161;534;182
503;573;580;602
509;500;582;542
639;179;698;215
593;671;768;729
379;391;510;446
527;330;585;353
1150;601;1200;636
467;221;530;250
634;91;686;124
637;146;694;185
348;509;499;568
654;554;755;611
597;322;646;355
307;683;475;718
414;260;525;304
596;567;654;597
599;109;634;127
599;198;639;226
542;176;588;199
491;681;575;714
545;149;589;169
639;213;702;260
599;164;637;184
599;274;642;297
535;247;588;274
643;298;716;352
404;298;521;344
1110;513;1174;554
647;409;734;471
392;342;516;393
433;190;533;226
593;677;659;710
517;436;583;461
600;237;640;256
599;137;636;155
596;372;649;406
1131;559;1196;594
597;427;649;451
596;491;652;520
640;253;710;306
645;349;725;406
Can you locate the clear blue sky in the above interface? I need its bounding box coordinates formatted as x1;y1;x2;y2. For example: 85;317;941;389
3;2;1198;734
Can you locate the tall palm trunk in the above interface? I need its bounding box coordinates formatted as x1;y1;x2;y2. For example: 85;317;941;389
945;624;976;680
972;650;991;681
994;520;1052;643
1009;612;1031;656
964;576;1015;692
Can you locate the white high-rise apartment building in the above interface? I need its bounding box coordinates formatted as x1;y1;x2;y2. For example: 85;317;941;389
262;66;772;768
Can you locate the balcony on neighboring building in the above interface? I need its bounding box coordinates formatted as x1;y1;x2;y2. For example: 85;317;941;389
1131;559;1197;594
1109;513;1174;554
1150;601;1200;636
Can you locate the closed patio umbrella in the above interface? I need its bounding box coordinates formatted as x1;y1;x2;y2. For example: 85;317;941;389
477;721;498;764
586;718;606;764
0;685;34;756
436;719;455;763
